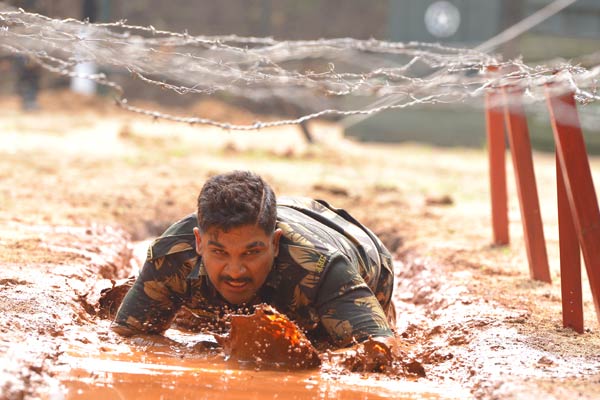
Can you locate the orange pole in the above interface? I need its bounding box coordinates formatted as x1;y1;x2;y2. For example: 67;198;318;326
502;86;551;283
556;155;583;333
546;86;600;325
485;90;509;245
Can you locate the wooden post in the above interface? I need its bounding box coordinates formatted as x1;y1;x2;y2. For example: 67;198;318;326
557;155;584;332
502;86;551;283
556;155;583;333
546;85;600;325
485;90;509;245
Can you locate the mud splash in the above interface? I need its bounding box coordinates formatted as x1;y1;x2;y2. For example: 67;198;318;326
216;304;321;369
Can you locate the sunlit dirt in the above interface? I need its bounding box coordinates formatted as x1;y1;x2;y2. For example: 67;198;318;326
1;91;600;399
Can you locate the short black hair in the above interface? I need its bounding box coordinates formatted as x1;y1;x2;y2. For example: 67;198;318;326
197;170;277;234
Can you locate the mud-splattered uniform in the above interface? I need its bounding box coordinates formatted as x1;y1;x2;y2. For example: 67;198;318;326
113;197;395;346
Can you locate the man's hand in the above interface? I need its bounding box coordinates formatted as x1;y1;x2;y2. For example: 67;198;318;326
114;332;221;355
327;336;398;372
328;336;426;375
360;337;394;371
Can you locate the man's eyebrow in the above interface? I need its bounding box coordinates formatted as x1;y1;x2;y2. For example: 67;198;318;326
246;241;266;248
206;240;266;248
207;240;225;248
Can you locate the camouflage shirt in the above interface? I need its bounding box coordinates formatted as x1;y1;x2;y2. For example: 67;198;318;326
113;197;396;346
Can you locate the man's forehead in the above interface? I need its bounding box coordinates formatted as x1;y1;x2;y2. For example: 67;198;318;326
202;225;271;247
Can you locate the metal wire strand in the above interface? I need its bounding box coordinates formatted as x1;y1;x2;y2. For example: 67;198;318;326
0;8;598;130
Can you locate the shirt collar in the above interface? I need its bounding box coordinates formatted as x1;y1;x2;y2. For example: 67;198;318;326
187;256;206;280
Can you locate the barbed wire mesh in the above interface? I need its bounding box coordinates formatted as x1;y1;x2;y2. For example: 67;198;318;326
1;6;599;130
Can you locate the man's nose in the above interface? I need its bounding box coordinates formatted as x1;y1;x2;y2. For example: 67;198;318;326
224;259;246;278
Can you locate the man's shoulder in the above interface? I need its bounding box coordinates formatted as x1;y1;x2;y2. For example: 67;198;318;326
147;213;197;261
161;213;198;236
276;196;361;233
276;197;338;249
276;196;338;232
277;196;328;215
275;197;347;275
276;196;392;277
276;196;367;251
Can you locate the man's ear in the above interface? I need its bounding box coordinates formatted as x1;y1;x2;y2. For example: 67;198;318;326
193;227;203;256
272;228;283;257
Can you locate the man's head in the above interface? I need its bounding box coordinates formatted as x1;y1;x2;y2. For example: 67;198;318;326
193;171;282;305
196;170;277;234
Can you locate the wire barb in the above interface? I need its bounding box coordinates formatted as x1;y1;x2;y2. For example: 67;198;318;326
0;8;598;130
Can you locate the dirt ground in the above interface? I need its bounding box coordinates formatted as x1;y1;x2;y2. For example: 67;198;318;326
1;90;599;400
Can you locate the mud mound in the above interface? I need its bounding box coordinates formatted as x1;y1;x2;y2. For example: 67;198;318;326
0;221;133;399
217;304;321;369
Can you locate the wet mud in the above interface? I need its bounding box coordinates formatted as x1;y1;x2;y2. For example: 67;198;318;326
3;221;598;400
216;304;321;369
2;97;600;399
0;223;466;400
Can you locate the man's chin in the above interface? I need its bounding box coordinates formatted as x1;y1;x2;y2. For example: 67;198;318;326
219;287;255;305
224;295;253;305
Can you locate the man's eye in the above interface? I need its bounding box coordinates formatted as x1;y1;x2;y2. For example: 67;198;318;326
245;249;260;256
211;249;225;255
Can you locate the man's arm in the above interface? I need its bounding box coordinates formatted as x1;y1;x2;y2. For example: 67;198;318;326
315;256;399;371
316;257;394;345
111;251;195;336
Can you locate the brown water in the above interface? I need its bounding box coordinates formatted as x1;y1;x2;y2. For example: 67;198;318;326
59;323;469;400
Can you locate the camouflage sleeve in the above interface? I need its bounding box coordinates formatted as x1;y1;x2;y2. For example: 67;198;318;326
316;256;393;346
111;250;195;336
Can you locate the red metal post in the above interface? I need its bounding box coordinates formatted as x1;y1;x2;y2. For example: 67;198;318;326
546;86;600;325
485;90;509;245
502;86;552;283
556;155;584;333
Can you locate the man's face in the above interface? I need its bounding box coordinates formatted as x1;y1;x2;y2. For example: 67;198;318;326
194;224;282;305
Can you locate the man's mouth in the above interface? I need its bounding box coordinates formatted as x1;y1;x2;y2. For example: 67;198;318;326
221;277;252;291
226;280;248;288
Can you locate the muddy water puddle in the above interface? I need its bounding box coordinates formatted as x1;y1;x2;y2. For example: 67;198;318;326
58;323;468;400
57;242;470;399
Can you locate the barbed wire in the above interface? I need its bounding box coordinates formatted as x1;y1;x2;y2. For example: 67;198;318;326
0;7;598;130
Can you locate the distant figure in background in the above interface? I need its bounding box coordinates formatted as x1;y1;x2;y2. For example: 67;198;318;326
9;0;43;110
14;56;41;111
70;0;98;95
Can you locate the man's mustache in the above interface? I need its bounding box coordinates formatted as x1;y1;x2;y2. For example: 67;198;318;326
220;275;252;284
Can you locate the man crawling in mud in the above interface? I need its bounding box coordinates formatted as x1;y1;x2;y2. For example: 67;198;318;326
111;170;399;370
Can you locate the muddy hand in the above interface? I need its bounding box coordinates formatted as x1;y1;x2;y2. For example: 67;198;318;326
361;337;393;372
191;336;221;352
338;337;407;372
337;337;393;372
368;336;426;377
128;333;188;352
